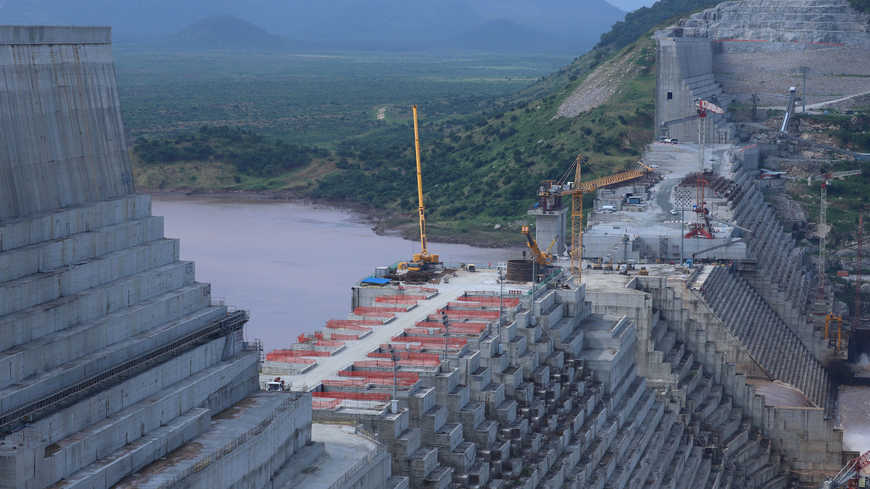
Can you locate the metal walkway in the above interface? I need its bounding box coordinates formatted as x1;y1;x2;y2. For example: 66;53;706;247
0;310;248;436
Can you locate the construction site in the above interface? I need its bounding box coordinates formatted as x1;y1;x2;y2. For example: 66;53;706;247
2;0;870;488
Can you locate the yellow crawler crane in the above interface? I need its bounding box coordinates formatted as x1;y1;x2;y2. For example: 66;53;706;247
550;155;653;284
410;105;438;268
521;226;556;266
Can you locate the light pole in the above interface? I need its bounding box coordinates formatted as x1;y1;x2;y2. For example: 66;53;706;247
800;66;809;113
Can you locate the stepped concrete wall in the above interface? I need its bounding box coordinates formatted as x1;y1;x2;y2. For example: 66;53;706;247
0;26;133;221
0;25;379;489
635;273;843;485
659;0;870;107
654;37;730;143
312;273;791;489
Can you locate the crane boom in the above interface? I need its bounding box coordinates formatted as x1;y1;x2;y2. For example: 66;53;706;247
411;105;433;264
571;154;585;284
522;226;553;266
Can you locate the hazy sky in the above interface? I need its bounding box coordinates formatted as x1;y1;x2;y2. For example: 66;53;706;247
607;0;656;11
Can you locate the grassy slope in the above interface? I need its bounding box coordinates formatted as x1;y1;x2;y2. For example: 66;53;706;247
311;37;657;230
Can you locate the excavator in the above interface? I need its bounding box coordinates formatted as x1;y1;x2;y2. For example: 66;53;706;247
539;155;655;283
821;450;869;489
521;226;557;266
397;105;440;274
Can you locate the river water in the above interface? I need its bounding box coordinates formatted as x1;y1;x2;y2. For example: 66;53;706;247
152;197;517;351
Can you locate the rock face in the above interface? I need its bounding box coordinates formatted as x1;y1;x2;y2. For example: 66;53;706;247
677;0;870;49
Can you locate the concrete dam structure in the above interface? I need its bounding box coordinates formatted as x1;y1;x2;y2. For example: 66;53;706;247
2;0;870;485
0;26;394;489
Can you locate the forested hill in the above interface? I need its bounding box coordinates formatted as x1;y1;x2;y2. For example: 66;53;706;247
312;0;722;230
131;0;725;243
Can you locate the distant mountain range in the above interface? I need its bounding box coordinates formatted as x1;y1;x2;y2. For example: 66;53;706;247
0;0;627;52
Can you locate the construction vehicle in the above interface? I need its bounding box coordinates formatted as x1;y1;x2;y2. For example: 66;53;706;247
825;313;845;351
821;450;869;489
539;156;655;283
521;226;556;266
780;86;799;134
398;106;439;273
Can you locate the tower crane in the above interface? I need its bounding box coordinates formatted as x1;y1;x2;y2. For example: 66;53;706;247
685;98;725;240
539;156;654;284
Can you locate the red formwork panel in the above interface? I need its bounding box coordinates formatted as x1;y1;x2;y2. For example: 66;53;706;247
323;378;416;388
312;398;341;410
391;334;468;347
375;295;425;304
264;354;317;364
339;370;419;382
266;350;330;361
312;391;391;402
354;306;409;314
354;356;441;368
434;309;500;319
327;319;385;328
325;322;374;332
414;321;487;335
327;332;362;341
446;302;499;310
352;308;397;318
456;295;520;307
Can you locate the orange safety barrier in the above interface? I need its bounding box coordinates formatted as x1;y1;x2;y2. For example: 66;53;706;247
313;391;391;402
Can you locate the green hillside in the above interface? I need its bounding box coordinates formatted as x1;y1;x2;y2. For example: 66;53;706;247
133;0;722;243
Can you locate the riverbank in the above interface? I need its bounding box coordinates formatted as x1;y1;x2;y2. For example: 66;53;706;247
145;189;525;248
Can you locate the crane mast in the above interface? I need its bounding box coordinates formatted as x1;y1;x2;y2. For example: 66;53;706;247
571;154;585;284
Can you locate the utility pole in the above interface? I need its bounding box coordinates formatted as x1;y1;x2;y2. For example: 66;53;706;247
441;313;449;363
855;215;864;335
751;93;759;121
498;265;504;335
820;177;829;278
